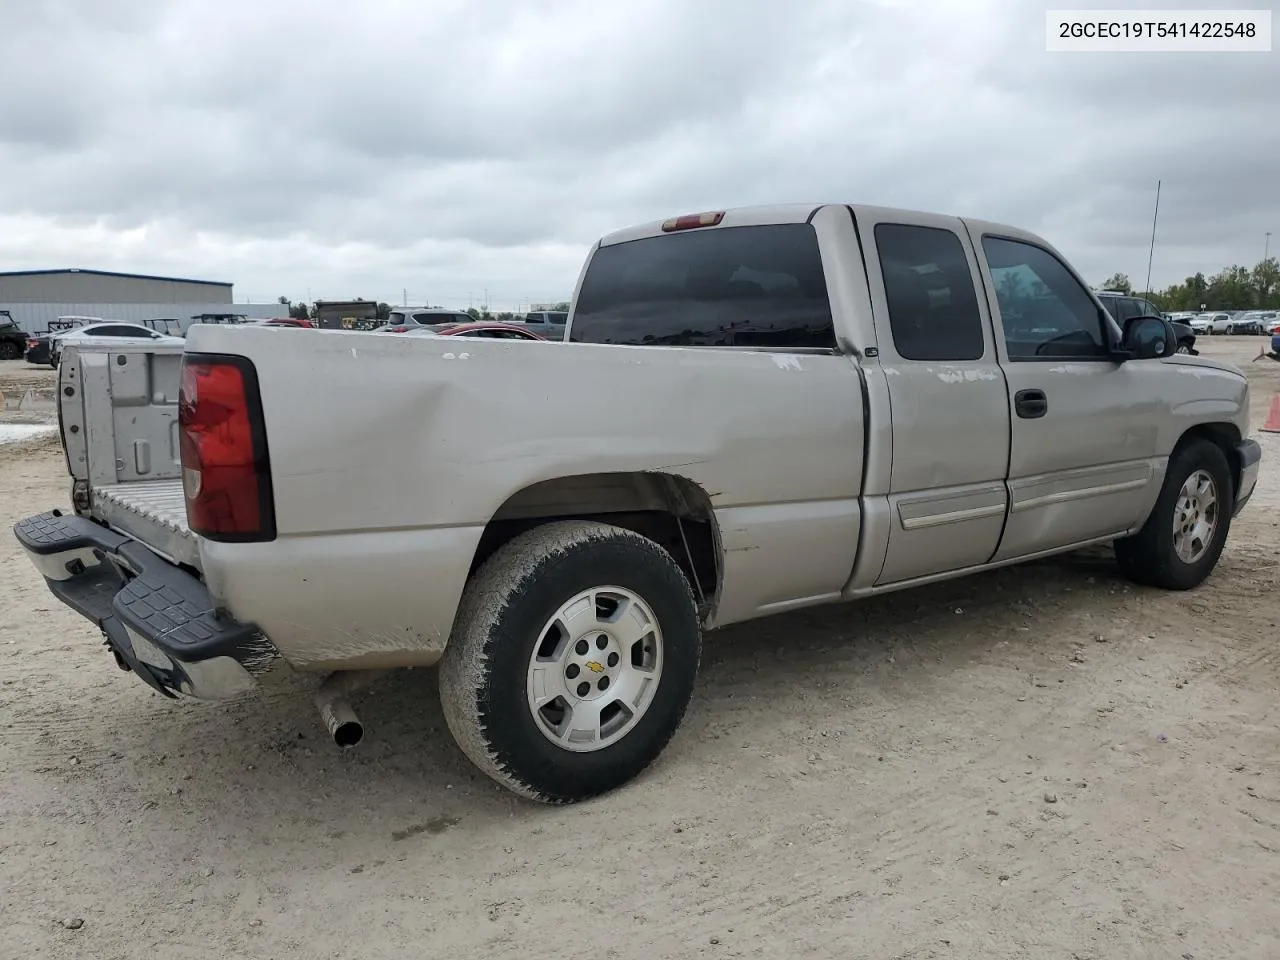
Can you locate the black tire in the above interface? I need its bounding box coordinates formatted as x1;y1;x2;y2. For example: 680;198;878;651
1114;438;1233;590
1176;341;1192;354
0;341;19;361
438;520;701;803
1226;324;1235;336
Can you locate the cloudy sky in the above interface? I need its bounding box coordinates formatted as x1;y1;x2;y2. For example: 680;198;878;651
1;0;1276;310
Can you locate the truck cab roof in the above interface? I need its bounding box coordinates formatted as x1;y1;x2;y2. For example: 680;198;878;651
598;203;1043;250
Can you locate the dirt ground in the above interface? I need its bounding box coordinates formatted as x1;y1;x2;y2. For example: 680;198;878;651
2;341;1279;960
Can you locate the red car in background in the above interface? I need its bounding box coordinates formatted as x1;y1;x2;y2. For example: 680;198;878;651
402;322;547;341
254;317;314;328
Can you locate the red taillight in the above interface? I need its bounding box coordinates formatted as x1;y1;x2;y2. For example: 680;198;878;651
661;211;725;232
389;325;409;333
27;339;38;349
178;354;275;541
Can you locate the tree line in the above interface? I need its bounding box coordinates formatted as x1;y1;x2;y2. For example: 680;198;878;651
1100;256;1280;312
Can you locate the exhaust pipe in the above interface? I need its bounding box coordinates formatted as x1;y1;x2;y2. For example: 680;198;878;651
318;697;364;747
314;669;390;748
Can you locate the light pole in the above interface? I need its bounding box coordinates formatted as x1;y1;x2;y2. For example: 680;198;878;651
1144;179;1161;296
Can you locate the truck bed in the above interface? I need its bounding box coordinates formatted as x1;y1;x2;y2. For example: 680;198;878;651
56;340;199;568
92;479;198;567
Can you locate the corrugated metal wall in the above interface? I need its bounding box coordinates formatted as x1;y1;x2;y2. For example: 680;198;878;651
0;302;287;335
0;273;233;304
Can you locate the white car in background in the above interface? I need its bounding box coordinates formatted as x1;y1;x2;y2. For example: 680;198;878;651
1187;314;1214;335
1197;312;1233;335
49;321;184;366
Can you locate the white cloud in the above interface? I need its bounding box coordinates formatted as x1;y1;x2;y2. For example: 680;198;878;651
0;0;1276;310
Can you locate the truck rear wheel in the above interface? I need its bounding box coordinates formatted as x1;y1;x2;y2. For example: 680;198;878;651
439;520;701;803
1114;438;1233;590
0;341;19;360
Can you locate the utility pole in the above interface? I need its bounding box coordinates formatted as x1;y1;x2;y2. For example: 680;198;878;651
1266;232;1272;262
402;287;407;306
1144;179;1161;296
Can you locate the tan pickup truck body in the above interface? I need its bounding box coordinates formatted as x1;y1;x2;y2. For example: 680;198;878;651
14;203;1261;802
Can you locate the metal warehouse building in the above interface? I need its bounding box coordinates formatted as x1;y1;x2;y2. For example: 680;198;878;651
0;268;282;334
0;268;233;304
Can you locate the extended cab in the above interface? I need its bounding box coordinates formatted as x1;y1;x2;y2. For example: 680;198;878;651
13;204;1262;803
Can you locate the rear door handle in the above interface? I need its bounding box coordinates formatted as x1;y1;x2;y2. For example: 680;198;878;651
1014;388;1048;419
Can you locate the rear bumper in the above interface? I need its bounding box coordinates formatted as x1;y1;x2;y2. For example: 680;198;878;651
1235;439;1261;517
12;510;276;699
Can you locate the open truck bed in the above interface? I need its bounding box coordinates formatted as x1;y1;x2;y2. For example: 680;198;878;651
57;340;199;567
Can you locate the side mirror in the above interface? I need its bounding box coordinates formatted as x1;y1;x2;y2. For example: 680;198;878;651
1119;315;1176;361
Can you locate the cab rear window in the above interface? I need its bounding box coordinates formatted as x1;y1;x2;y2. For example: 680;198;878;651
571;224;836;349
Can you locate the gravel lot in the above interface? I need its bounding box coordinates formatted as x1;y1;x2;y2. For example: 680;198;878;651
2;339;1279;960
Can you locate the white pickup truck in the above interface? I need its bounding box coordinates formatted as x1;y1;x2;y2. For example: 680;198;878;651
14;203;1261;804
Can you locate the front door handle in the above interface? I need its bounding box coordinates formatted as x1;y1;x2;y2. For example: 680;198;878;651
1014;388;1048;419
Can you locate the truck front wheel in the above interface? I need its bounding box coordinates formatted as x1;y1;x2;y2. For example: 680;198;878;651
1114;438;1233;590
439;520;701;803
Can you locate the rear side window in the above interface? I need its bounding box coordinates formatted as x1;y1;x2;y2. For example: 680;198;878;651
388;312;406;324
874;223;985;361
570;223;836;349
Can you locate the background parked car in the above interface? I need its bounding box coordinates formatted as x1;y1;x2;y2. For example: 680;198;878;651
48;321;183;366
403;321;547;340
0;310;29;360
381;308;475;332
24;316;101;365
1202;312;1234;335
518;311;569;340
189;313;250;327
249;317;314;328
1234;311;1276;335
1094;292;1197;354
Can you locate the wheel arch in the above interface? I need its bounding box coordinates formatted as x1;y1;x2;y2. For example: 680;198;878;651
1173;422;1242;499
469;471;723;622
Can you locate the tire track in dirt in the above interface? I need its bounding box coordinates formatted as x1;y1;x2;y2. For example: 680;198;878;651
3;348;1280;960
